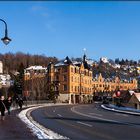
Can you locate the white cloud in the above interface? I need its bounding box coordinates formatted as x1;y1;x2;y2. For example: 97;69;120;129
30;5;49;18
30;4;55;32
31;5;44;12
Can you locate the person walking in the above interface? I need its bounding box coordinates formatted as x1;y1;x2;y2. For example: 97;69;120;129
0;96;6;120
17;97;24;110
5;96;12;115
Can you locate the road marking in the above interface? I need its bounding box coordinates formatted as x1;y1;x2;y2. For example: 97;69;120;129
71;106;121;124
77;121;92;127
89;113;103;117
44;106;114;140
115;113;128;117
57;114;62;117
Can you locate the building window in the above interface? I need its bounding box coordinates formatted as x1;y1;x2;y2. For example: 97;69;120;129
55;75;59;81
78;86;80;92
75;86;77;92
75;77;77;82
85;87;87;92
81;77;83;83
84;71;86;75
71;86;73;91
71;76;73;82
63;75;67;81
64;85;67;91
71;67;73;72
56;68;60;74
75;68;77;73
63;67;67;73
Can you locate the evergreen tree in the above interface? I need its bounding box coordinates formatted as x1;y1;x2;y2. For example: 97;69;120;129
13;63;25;96
115;58;119;64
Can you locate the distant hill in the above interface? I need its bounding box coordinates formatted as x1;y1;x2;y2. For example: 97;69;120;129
0;52;58;73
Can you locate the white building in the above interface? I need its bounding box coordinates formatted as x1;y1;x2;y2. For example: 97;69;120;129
0;74;11;87
112;64;121;69
24;65;47;78
0;61;3;74
100;57;108;63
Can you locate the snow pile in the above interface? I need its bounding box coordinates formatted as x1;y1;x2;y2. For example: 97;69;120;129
18;105;69;139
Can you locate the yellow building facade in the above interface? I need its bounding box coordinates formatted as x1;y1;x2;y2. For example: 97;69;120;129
24;57;138;103
49;62;93;104
93;73;137;96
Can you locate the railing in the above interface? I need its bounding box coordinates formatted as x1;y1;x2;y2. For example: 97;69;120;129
12;100;53;107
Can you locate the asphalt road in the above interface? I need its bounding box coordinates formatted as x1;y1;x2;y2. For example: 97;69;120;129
31;103;140;140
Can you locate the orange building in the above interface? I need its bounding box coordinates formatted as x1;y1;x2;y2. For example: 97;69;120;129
24;56;138;103
46;56;93;104
93;73;137;98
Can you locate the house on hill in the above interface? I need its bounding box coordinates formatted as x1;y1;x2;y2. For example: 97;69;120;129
128;93;140;109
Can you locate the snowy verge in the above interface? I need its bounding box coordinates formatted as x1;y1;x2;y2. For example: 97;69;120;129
101;104;140;116
18;104;69;139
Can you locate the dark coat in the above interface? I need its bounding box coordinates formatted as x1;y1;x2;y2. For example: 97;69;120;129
18;99;23;107
5;99;12;110
0;100;6;111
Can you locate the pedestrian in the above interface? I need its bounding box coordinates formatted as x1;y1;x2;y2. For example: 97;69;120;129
5;96;12;115
17;98;24;110
0;96;6;120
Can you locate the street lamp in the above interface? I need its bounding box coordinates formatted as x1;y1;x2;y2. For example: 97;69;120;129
0;19;11;45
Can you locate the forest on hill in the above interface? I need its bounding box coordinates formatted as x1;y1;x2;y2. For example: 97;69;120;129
0;52;58;73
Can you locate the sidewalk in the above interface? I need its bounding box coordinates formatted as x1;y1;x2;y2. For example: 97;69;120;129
101;104;140;116
0;108;38;140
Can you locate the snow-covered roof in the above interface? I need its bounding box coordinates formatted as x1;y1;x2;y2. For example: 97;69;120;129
134;93;140;102
86;59;94;65
55;61;66;67
129;90;135;95
72;61;81;65
26;66;47;70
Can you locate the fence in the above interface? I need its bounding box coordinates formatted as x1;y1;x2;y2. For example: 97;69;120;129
12;100;53;108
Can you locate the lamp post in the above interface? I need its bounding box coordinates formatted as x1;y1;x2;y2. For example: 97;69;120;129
0;19;11;45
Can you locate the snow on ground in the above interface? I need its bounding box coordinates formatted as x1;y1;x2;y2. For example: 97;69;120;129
18;104;69;139
101;104;140;115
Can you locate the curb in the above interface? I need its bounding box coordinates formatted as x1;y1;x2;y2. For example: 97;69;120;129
101;104;140;116
18;103;69;139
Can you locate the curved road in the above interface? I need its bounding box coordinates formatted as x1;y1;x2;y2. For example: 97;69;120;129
31;103;140;140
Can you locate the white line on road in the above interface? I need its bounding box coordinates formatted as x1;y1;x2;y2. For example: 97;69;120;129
89;113;103;117
77;121;92;127
71;106;121;124
57;114;62;117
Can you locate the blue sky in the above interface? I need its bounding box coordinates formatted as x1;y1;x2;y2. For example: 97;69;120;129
0;1;140;61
